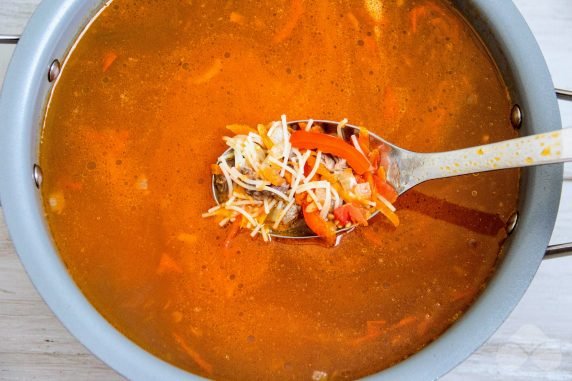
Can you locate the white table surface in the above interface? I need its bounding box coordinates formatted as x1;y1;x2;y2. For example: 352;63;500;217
0;1;571;380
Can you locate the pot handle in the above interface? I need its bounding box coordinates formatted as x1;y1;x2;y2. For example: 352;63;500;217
547;90;572;258
556;88;572;101
0;35;20;44
545;242;572;259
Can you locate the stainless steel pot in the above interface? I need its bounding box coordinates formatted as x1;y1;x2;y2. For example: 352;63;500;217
0;0;571;379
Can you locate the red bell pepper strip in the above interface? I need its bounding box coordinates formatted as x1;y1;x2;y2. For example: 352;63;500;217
373;170;398;203
290;131;371;175
333;204;369;226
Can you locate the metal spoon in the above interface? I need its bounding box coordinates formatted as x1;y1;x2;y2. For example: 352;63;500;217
213;120;572;239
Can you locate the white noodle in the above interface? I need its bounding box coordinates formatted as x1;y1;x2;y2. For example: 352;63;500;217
218;159;234;198
351;134;366;156
262;185;289;201
280;115;291;176
320;182;332;220
226;205;259;227
377;193;397;212
305;119;314;131
304;151;322;183
336;118;348;138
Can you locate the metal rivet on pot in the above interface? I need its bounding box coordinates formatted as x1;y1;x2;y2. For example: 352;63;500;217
507;212;518;235
510;105;522;129
48;59;61;82
33;164;43;189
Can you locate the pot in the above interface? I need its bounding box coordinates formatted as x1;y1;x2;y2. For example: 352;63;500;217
0;0;571;379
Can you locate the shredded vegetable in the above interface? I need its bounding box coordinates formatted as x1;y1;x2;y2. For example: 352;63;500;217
203;116;400;245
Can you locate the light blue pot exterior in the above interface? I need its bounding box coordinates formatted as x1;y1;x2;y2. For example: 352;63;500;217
0;1;562;380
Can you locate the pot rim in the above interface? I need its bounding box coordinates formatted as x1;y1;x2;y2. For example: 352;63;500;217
0;0;563;380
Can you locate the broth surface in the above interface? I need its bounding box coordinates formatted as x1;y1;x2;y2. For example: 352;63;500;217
41;0;519;379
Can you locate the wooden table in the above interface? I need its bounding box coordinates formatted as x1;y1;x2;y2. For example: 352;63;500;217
1;1;571;380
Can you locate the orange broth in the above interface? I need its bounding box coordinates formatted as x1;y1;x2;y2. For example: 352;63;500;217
40;0;519;379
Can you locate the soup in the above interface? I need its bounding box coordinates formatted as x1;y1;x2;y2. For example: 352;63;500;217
40;0;519;379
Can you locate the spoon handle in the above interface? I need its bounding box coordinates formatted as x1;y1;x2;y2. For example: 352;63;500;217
412;127;572;182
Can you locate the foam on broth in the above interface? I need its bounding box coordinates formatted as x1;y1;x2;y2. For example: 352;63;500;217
40;0;519;379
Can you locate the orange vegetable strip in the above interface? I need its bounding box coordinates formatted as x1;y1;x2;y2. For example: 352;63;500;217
368;148;381;170
294;191;306;205
224;215;242;248
63;182;83;191
310;124;324;134
226;124;257;135
259;166;286;186
303;208;336;246
172;334;213;375
192;59;223;85
409;6;428;34
273;0;304;44
211;164;223;175
374;175;398;204
284;171;293;185
257;123;274;149
102;51;118;72
351;320;386;346
377;165;387;180
365;171;377;199
357;128;370;156
381;86;400;122
360;226;384;246
290;131;371;174
157;253;183;275
305;155;336;183
375;200;400;227
229;11;246;25
391;316;417;330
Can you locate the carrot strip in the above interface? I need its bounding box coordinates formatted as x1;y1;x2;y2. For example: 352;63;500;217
410;6;426;34
259;166;286;186
368;149;380;170
224;216;243;248
226;124;257;135
351;320;386;346
357;128;370;155
291;131;371;174
273;0;304;44
157;253;183;275
310;124;324;134
375;200;399;227
381;86;400;122
360;226;384;246
294;191;306;205
257;123;274;148
391;316;417;330
192;59;223;85
284;171;293;185
172;334;213;375
229;11;246;25
417;318;432;336
306;155;337;183
374;176;398;203
63;182;83;191
211;164;223;175
102;51;118;72
365;171;377;199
